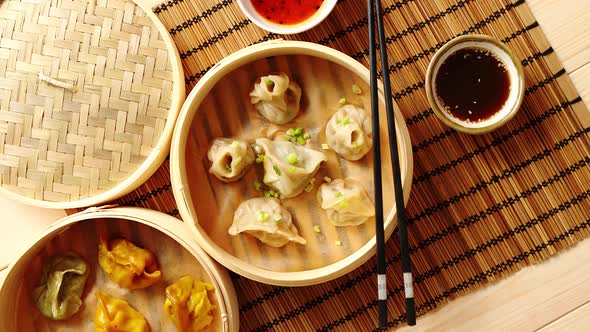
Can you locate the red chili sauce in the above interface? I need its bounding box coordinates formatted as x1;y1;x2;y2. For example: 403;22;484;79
251;0;325;25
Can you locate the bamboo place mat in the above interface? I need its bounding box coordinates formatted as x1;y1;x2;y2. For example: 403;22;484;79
69;0;590;330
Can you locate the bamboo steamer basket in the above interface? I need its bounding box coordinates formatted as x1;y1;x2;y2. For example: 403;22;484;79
0;0;185;209
170;40;414;286
0;206;239;331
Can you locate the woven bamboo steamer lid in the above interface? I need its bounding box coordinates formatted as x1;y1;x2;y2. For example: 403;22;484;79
0;0;185;208
170;40;414;286
0;206;239;331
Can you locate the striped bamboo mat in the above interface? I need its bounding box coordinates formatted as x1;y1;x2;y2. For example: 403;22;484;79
70;0;590;330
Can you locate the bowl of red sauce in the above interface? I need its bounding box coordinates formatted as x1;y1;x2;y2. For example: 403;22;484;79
237;0;338;34
425;34;525;134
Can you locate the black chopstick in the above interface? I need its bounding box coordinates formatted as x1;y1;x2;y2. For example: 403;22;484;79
367;0;387;327
368;0;416;328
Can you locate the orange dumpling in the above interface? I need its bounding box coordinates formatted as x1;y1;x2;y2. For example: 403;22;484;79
164;276;216;332
98;238;161;289
94;291;149;332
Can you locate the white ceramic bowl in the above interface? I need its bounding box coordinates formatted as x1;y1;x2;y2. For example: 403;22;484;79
236;0;338;34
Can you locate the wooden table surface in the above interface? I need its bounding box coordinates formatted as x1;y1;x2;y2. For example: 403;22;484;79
1;0;589;330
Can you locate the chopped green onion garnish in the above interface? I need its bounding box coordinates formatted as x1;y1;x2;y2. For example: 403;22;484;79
225;163;231;171
335;240;342;246
286;153;299;165
257;210;270;222
266;79;274;87
339;200;349;207
342;117;350;125
313;225;321;233
304;183;314;192
264;190;271;198
324;176;332;182
231;141;239;148
288;166;297;173
287;127;309;145
335;192;342;198
254;180;262;191
351;141;359;148
273;165;281;175
256;154;265;163
273;214;282;223
339;97;347;105
234;156;242;165
352;84;362;95
321;143;330;150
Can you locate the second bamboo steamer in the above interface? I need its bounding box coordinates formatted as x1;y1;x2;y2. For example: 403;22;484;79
170;40;414;286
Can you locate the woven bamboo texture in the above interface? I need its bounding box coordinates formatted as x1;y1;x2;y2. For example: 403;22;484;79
0;0;175;203
72;0;589;330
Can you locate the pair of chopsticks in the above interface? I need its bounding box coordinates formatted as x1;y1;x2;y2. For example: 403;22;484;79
367;0;416;328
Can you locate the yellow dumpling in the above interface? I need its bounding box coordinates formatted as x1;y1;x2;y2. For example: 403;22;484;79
98;238;162;289
94;291;149;332
164;276;216;332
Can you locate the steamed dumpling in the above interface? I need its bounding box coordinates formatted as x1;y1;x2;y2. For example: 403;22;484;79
317;178;375;226
255;138;327;198
164;276;216;332
208;138;255;182
98;238;162;289
94;291;150;332
229;197;306;247
326;105;372;160
32;252;89;320
249;73;302;124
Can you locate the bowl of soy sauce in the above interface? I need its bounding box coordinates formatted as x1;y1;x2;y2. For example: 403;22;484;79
425;34;524;134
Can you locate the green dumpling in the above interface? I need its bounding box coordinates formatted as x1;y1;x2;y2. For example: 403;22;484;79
32;252;89;320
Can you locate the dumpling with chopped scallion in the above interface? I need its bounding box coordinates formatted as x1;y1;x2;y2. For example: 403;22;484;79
249;73;302;124
317;178;375;226
254;138;327;198
208;138;255;182
325;105;372;161
229;197;306;247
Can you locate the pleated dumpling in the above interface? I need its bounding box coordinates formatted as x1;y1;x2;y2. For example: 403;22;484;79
164;276;216;332
229;197;306;247
32;252;89;320
255;138;327;198
249;73;302;124
94;291;150;332
98;238;162;289
317;178;375;226
207;138;255;182
326;105;373;161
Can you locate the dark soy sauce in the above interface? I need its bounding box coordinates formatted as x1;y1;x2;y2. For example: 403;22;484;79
435;48;510;122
